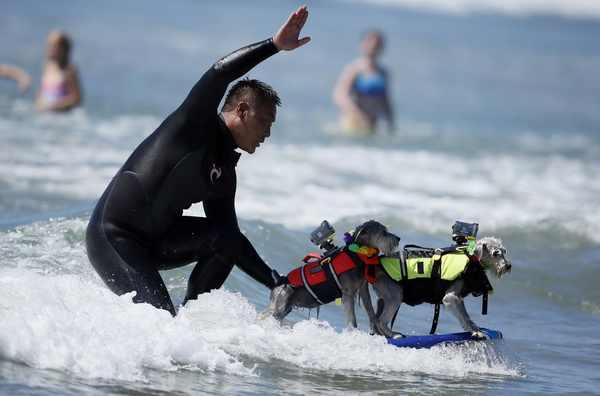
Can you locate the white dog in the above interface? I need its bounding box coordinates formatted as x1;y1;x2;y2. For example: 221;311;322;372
371;237;512;339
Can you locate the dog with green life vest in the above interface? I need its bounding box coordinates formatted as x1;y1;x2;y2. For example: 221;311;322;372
371;230;512;339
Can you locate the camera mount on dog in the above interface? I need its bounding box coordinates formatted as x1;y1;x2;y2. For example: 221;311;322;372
452;221;479;245
309;220;338;255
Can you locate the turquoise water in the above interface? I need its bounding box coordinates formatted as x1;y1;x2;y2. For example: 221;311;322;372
1;0;599;394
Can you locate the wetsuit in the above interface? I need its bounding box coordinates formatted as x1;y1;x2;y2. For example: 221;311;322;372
86;39;279;316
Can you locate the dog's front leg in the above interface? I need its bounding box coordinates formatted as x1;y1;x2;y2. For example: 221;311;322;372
372;270;406;338
258;285;295;321
359;282;377;331
442;292;485;339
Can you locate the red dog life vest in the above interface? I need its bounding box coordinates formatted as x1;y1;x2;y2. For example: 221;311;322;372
286;247;381;305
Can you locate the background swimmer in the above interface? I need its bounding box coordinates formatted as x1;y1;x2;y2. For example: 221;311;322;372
36;29;82;112
332;30;395;134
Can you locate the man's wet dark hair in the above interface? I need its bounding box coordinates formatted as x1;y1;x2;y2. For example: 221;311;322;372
221;77;281;114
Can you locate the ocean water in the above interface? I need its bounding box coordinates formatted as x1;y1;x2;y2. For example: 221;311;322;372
1;0;599;395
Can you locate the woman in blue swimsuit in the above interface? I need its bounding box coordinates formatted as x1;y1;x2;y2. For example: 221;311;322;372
333;30;395;134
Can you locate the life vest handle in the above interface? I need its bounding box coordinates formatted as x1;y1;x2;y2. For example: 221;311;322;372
302;253;323;263
403;244;434;251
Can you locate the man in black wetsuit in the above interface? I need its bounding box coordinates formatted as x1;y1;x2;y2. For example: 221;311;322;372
86;6;311;316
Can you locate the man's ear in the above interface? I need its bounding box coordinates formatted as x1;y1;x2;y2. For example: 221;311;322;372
237;101;250;119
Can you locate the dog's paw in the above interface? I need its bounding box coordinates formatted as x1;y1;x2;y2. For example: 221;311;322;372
391;332;407;339
257;311;270;320
471;331;487;339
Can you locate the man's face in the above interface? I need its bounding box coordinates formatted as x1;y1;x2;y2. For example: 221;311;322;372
234;102;277;154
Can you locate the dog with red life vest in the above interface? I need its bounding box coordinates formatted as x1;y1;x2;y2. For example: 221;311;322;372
259;220;400;329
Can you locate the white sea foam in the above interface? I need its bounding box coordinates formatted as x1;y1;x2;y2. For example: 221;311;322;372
2;106;597;242
339;0;600;20
231;139;600;241
0;218;253;379
0;215;521;380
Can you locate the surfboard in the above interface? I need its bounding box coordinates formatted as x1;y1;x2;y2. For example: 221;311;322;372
386;329;502;349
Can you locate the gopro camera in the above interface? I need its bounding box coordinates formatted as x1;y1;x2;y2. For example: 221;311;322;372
309;220;337;253
452;221;479;244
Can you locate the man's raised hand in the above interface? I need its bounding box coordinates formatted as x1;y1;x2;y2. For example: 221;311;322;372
273;6;311;51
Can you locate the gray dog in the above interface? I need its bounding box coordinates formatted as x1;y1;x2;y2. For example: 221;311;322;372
259;220;400;329
371;237;512;339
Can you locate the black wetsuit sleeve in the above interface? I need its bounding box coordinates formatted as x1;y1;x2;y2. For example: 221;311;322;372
178;39;279;121
237;235;277;289
203;186;275;289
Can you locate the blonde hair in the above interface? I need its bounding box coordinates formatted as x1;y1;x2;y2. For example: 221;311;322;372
47;29;72;67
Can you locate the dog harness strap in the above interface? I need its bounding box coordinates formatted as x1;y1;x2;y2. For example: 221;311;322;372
345;249;370;268
364;264;377;284
430;258;443;303
300;263;325;305
482;292;488;315
430;304;440;334
399;250;408;279
327;260;343;291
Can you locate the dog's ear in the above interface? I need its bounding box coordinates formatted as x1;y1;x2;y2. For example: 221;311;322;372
481;242;490;255
473;240;487;258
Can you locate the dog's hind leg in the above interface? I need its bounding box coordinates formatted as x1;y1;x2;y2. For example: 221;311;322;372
442;292;485;338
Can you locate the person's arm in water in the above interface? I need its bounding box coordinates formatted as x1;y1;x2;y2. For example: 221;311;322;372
0;63;31;92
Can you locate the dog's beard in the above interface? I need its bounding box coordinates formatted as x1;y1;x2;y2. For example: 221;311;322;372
487;258;512;278
374;235;400;255
495;261;512;278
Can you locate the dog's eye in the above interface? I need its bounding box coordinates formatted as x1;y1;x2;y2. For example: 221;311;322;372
492;251;501;257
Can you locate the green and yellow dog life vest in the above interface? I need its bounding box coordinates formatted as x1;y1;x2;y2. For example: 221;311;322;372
380;251;471;282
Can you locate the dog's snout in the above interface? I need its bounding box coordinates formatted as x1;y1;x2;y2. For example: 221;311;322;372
499;260;512;277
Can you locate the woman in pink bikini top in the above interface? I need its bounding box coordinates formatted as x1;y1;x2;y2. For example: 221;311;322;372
36;29;82;112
